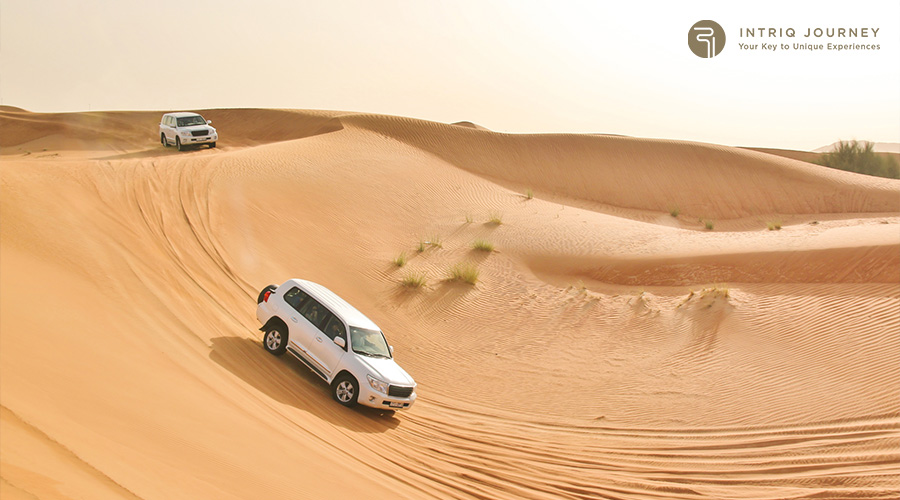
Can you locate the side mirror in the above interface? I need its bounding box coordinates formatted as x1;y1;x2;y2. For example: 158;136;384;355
334;337;346;349
389;345;394;355
206;120;212;125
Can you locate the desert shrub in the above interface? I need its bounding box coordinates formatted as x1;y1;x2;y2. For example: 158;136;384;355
472;239;494;252
393;252;407;267
815;140;899;179
417;235;442;252
701;285;730;300
401;272;427;288
448;263;479;284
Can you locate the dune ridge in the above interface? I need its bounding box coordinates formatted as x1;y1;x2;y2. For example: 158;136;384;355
1;107;898;499
341;113;899;219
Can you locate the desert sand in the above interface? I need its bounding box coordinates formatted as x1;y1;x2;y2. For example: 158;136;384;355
1;106;898;499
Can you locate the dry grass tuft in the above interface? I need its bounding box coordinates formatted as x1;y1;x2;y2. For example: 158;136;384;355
472;239;494;252
447;263;479;284
400;272;427;288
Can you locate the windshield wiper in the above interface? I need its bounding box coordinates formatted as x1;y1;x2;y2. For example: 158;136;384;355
354;350;389;358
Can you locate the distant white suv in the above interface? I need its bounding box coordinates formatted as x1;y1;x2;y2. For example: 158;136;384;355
256;279;417;410
159;112;217;150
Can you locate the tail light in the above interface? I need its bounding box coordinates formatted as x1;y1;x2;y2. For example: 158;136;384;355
264;291;272;302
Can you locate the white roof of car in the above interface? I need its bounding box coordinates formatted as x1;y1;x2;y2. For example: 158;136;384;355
163;112;204;118
289;279;380;330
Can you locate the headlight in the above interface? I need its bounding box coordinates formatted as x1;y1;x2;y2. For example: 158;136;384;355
180;130;191;136
367;374;388;394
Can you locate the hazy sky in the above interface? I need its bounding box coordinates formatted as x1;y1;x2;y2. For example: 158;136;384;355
2;0;898;150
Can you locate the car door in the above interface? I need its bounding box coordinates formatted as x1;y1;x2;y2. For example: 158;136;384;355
281;288;316;351
291;297;333;376
162;116;175;143
307;314;347;377
160;116;168;143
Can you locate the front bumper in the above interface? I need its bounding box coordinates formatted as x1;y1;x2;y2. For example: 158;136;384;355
358;384;416;410
179;132;217;145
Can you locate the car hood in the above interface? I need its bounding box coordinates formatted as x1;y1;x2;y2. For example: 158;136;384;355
357;355;415;386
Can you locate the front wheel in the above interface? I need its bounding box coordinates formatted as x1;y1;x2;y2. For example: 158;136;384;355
176;136;183;151
332;374;359;407
208;142;216;149
262;326;287;355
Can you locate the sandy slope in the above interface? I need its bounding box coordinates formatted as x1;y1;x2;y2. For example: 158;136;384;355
1;108;898;500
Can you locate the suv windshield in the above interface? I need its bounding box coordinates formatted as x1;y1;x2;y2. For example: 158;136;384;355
176;115;207;127
350;327;391;358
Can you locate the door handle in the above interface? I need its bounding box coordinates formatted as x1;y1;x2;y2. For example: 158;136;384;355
291;317;298;323
316;336;323;343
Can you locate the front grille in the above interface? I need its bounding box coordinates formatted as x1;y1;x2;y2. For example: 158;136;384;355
388;385;414;398
191;129;209;137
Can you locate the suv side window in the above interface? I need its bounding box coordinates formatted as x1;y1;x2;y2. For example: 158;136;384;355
321;315;346;342
299;298;329;329
283;287;310;313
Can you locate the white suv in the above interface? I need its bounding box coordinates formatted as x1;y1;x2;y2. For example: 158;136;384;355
159;112;218;150
256;279;417;410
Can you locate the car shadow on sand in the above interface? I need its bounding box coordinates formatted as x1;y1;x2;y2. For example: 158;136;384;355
209;335;401;433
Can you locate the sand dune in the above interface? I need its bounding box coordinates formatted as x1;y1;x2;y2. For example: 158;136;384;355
1;108;898;499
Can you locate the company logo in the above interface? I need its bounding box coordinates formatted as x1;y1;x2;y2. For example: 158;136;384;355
689;20;726;58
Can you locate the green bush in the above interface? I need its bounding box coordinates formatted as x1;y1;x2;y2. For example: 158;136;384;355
448;263;479;284
815;141;899;179
472;239;494;252
401;272;427;288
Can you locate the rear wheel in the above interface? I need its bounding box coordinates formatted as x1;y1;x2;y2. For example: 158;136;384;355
161;133;168;147
262;325;287;355
176;136;183;151
257;284;277;304
332;374;359;407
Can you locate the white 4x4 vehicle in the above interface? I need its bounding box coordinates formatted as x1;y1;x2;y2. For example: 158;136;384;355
159;112;218;150
256;279;417;410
